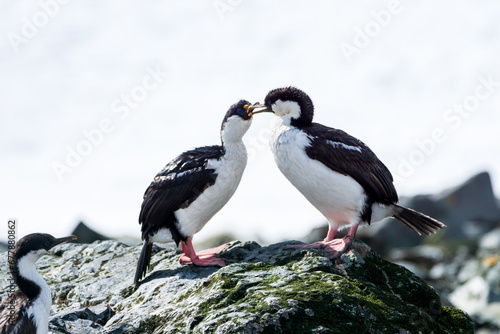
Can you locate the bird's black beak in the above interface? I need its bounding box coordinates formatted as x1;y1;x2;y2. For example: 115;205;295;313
247;103;273;117
51;235;77;249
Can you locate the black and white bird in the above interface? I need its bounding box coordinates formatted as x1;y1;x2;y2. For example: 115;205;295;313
249;87;445;259
0;233;76;334
134;100;255;286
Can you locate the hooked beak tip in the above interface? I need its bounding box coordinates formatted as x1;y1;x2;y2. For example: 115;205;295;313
53;235;77;247
247;103;272;117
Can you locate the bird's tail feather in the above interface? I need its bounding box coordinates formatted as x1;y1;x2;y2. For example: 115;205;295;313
392;204;446;235
134;239;153;287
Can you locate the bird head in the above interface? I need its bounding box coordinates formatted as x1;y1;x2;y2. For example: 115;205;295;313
11;233;77;271
248;87;314;127
220;99;254;144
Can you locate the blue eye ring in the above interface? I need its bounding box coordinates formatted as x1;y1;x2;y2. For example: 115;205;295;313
43;241;51;247
267;100;272;106
237;108;244;114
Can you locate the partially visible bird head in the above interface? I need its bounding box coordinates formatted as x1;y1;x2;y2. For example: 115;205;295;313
220;99;253;144
11;233;77;271
249;87;314;127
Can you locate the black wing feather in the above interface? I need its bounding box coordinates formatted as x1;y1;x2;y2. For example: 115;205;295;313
304;123;398;204
0;292;37;334
139;145;223;244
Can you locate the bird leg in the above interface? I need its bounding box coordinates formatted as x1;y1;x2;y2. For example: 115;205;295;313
179;238;227;267
324;226;338;242
285;224;358;260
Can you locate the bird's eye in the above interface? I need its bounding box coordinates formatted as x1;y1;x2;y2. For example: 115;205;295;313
237;108;244;114
43;241;51;247
267;100;272;106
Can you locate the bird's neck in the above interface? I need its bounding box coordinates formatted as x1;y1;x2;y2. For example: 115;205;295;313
272;116;292;131
222;138;247;161
277;114;294;127
220;117;251;147
15;255;52;310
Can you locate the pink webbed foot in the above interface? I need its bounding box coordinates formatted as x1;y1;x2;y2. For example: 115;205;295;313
285;224;358;260
322;236;354;259
179;242;228;267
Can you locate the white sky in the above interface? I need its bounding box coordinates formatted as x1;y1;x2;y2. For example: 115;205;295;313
1;0;499;245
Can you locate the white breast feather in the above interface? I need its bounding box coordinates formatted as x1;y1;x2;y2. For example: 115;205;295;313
270;120;369;228
174;141;248;237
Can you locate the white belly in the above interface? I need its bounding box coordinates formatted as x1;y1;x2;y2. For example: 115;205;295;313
270;123;366;228
175;143;248;238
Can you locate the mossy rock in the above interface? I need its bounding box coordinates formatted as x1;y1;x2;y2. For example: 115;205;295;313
0;240;473;333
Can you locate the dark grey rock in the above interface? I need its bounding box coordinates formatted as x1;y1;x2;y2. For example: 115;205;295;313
49;303;113;333
71;221;110;244
435;172;500;242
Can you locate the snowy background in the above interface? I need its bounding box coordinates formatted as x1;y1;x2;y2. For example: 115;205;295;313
1;0;499;245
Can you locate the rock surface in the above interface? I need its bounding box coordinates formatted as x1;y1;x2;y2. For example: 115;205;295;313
0;240;473;333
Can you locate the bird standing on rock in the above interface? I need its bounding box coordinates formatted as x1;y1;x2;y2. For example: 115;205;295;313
0;233;76;334
134;100;257;286
249;86;445;259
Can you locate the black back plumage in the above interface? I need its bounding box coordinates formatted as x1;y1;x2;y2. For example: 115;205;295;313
0;292;36;334
303;123;398;205
139;145;224;245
